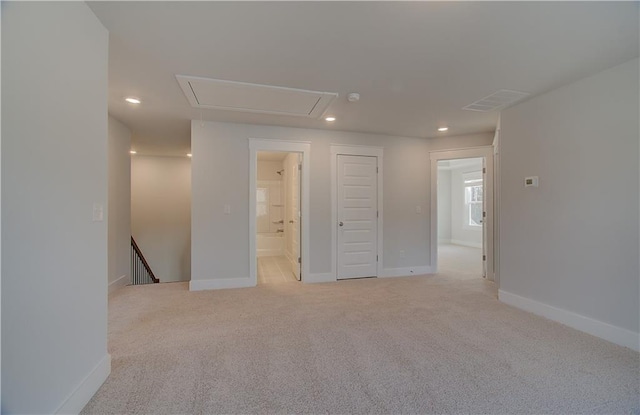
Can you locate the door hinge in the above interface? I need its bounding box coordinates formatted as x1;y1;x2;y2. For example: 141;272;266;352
298;257;301;264
298;164;302;171
483;211;486;218
376;166;379;173
483;167;486;174
377;211;379;218
483;255;486;261
376;255;379;262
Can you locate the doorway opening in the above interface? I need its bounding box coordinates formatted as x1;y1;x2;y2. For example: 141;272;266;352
256;151;302;284
249;139;310;286
437;157;484;279
430;146;494;282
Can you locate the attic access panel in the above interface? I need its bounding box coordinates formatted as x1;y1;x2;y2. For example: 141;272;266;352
176;75;338;118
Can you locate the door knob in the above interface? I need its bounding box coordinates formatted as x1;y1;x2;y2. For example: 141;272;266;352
339;221;344;227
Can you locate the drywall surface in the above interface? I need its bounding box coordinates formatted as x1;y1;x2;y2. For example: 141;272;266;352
2;2;109;413
192;122;492;280
108;117;131;290
437;168;452;242
500;58;639;335
131;156;191;282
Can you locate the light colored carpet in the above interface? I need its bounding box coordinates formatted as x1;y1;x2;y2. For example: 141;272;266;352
83;273;639;414
438;243;483;280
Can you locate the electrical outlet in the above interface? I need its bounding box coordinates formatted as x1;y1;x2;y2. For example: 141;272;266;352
400;250;405;258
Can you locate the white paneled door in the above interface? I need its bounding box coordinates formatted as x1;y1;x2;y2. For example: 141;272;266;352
337;155;378;279
290;154;301;280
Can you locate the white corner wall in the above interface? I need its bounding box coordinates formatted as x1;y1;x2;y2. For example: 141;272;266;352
499;58;640;350
131;156;191;282
191;121;493;284
2;2;110;413
108;117;131;293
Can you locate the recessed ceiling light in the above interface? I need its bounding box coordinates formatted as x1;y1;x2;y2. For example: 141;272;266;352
130;150;137;154
438;127;448;132
187;153;192;157
125;97;141;104
325;116;336;122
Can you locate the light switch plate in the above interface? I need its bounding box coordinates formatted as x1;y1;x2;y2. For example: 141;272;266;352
524;176;539;187
92;203;104;222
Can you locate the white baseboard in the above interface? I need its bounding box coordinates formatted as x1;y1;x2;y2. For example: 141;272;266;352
499;290;640;352
450;239;482;249
380;266;433;278
304;272;336;283
55;354;111;414
108;274;128;294
190;277;255;291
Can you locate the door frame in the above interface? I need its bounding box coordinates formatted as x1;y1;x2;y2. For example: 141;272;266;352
429;146;495;282
330;145;383;280
249;139;310;285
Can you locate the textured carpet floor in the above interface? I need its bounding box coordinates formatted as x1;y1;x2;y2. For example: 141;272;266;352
83;274;639;414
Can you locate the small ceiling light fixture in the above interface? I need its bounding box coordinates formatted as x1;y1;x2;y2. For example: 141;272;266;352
125;97;141;104
129;150;137;154
438;127;449;132
187;153;192;157
325;116;336;122
347;92;360;102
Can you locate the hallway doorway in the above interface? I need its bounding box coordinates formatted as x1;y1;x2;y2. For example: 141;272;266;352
436;157;484;279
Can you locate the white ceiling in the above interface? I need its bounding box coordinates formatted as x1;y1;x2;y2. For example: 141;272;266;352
89;2;639;156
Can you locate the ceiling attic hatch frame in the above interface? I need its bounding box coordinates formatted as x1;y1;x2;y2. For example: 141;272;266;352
176;75;338;118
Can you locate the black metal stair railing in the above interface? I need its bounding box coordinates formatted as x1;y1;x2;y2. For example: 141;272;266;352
131;236;159;285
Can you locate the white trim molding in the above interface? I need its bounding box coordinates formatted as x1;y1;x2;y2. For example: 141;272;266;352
305;273;336;284
190;278;254;291
249;139;311;285
330;145;384;281
430;146;495;282
499;290;640;352
108;274;128;294
55;354;111;414
380;266;433;278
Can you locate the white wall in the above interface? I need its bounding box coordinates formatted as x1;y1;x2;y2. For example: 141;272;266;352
450;161;483;248
131;156;191;282
257;160;284;181
500;58;639;349
108;117;131;292
2;2;110;413
191;121;493;282
437;168;452;242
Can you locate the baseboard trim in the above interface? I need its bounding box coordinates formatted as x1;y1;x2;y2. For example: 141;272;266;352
189;277;255;291
108;274;128;294
55;354;111;414
450;239;482;249
498;289;639;352
304;273;335;284
380;266;433;278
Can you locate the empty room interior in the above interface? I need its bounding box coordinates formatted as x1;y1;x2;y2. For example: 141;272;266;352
2;2;639;414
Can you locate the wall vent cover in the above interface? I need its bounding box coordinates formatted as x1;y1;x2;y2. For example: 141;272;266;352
176;75;338;118
463;89;529;112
